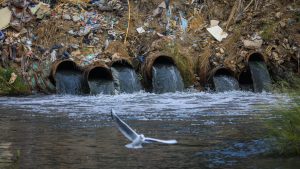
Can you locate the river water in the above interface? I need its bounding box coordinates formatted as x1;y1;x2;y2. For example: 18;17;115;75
0;91;299;168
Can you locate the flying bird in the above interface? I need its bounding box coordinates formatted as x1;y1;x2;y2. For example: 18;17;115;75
111;109;177;149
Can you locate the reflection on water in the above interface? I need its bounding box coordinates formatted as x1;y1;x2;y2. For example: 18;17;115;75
0;91;299;168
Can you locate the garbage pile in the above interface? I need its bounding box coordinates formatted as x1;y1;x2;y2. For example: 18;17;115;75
0;0;299;95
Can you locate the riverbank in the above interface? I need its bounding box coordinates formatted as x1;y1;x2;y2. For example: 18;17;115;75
0;0;299;95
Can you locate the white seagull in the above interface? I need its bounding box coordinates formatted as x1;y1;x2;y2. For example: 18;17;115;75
111;109;177;149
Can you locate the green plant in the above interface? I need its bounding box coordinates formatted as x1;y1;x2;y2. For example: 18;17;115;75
0;67;30;95
260;21;277;41
268;75;300;157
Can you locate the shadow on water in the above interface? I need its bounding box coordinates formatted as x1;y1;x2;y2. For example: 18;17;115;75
111;65;142;94
249;61;272;92
152;63;184;94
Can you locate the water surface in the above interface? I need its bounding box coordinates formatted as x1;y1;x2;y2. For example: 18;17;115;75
0;91;298;168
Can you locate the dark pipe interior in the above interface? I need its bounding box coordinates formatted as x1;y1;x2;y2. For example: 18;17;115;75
248;53;265;62
239;69;253;85
214;68;233;76
153;56;175;65
57;61;81;72
111;61;132;68
50;61;81;85
88;67;112;81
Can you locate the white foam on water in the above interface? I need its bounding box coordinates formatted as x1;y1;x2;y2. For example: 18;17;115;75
0;91;292;120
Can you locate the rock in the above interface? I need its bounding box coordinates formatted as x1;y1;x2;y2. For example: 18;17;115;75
240;50;248;58
216;52;222;57
104;58;111;63
220;48;224;54
210;20;220;27
279;21;286;27
63;14;71;20
275;12;282;19
72;15;81;22
243;39;263;49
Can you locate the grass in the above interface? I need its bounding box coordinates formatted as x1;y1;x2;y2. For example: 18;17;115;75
164;41;195;87
0;67;31;96
267;74;300;157
260;20;277;41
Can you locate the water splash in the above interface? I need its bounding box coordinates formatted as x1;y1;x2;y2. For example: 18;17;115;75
88;79;115;95
152;64;184;94
54;70;85;95
249;61;272;92
213;75;240;92
0;91;291;121
111;66;142;94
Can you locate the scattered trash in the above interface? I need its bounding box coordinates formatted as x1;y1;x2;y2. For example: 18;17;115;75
136;27;145;34
0;0;297;95
8;72;17;84
243;34;263;49
0;7;12;30
243;39;263;49
0;31;4;40
210;20;220;27
207;25;228;42
179;12;188;32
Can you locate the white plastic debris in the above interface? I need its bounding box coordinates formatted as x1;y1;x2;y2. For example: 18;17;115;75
8;73;17;84
180;12;188;32
50;50;57;62
207;25;228;42
136;27;145;34
210;20;220;27
0;7;12;30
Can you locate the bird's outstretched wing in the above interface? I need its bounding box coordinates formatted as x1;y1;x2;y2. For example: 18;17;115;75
144;137;177;144
111;109;139;141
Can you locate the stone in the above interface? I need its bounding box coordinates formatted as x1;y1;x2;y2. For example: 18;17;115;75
243;39;263;49
275;12;282;19
220;48;224;54
63;14;71;20
279;21;286;27
210;20;220;27
72;15;81;22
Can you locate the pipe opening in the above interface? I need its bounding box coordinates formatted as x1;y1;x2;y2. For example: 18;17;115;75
51;60;86;94
111;60;133;68
151;55;184;93
88;67;113;81
212;68;239;92
239;69;254;91
111;61;142;93
248;53;265;62
214;68;234;77
50;60;81;85
86;66;115;95
153;56;175;65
